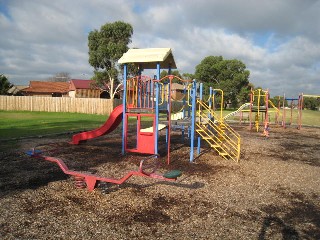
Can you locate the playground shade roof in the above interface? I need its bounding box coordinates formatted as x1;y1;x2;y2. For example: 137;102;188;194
118;48;177;69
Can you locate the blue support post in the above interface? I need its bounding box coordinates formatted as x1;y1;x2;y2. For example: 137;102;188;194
122;64;127;155
197;83;203;155
190;79;197;162
155;62;161;155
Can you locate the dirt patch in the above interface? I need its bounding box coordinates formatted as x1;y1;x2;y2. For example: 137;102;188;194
0;125;319;239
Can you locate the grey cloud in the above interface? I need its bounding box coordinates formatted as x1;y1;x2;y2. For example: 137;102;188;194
0;0;319;97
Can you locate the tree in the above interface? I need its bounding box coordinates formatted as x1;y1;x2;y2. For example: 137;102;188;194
182;73;195;80
195;56;251;108
47;72;71;82
160;70;182;81
88;21;133;99
269;96;288;108
303;97;320;110
159;70;195;83
0;74;13;95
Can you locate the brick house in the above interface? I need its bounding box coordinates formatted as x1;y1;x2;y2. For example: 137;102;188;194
69;79;101;98
22;81;69;97
171;83;187;100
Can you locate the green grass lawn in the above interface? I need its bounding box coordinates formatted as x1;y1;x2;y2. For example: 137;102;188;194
1;108;319;141
297;109;320;126
0;110;108;140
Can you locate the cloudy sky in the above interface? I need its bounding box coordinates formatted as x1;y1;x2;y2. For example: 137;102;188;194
1;0;319;97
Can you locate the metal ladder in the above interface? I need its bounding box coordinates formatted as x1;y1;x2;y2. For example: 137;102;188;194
196;99;241;162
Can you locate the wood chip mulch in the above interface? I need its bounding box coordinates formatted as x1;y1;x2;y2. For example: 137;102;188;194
0;125;319;239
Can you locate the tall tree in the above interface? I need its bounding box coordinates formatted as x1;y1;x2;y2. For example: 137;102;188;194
88;21;133;99
182;73;195;80
195;56;251;108
0;74;13;95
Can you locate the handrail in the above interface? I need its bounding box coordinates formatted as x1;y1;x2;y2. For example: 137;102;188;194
198;100;240;137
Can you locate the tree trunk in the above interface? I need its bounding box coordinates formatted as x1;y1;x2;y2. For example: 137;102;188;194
110;77;114;99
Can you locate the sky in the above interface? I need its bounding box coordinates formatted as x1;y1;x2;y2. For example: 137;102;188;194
0;0;319;97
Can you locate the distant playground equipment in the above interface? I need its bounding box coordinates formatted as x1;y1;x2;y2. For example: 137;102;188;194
281;93;303;129
244;89;317;131
28;48;241;191
224;102;252;121
295;93;320;129
246;88;303;134
248;88;272;132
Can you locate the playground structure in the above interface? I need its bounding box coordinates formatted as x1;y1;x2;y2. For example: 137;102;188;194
282;93;303;129
117;48;240;163
28;48;241;191
296;93;320;129
249;88;271;132
231;88;318;132
247;88;302;132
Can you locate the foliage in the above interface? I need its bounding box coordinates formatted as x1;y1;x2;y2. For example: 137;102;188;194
88;21;133;98
0;74;13;95
160;70;182;82
303;97;320;110
159;71;195;82
182;73;195;80
195;56;251;108
269;96;288;108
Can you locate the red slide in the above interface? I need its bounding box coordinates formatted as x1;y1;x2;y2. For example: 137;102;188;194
71;104;123;144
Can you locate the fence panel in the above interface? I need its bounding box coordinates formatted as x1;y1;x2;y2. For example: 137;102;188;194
0;96;122;115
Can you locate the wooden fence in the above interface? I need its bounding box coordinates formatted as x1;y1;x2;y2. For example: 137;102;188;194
0;96;122;115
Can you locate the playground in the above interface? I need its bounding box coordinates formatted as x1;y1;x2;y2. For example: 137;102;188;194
0;125;319;239
0;48;319;239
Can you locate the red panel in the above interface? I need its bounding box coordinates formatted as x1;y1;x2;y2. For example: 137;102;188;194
125;113;155;154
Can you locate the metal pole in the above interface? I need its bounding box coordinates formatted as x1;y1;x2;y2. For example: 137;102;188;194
190;80;197;162
121;64;127;155
155;63;160;155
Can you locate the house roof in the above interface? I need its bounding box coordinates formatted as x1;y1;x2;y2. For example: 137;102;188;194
69;79;96;90
22;81;69;93
8;85;28;94
118;48;177;69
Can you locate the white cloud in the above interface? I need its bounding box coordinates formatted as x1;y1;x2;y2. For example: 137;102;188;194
0;0;319;97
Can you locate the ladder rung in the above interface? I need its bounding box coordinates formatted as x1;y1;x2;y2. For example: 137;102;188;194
219;152;228;156
210;145;220;148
